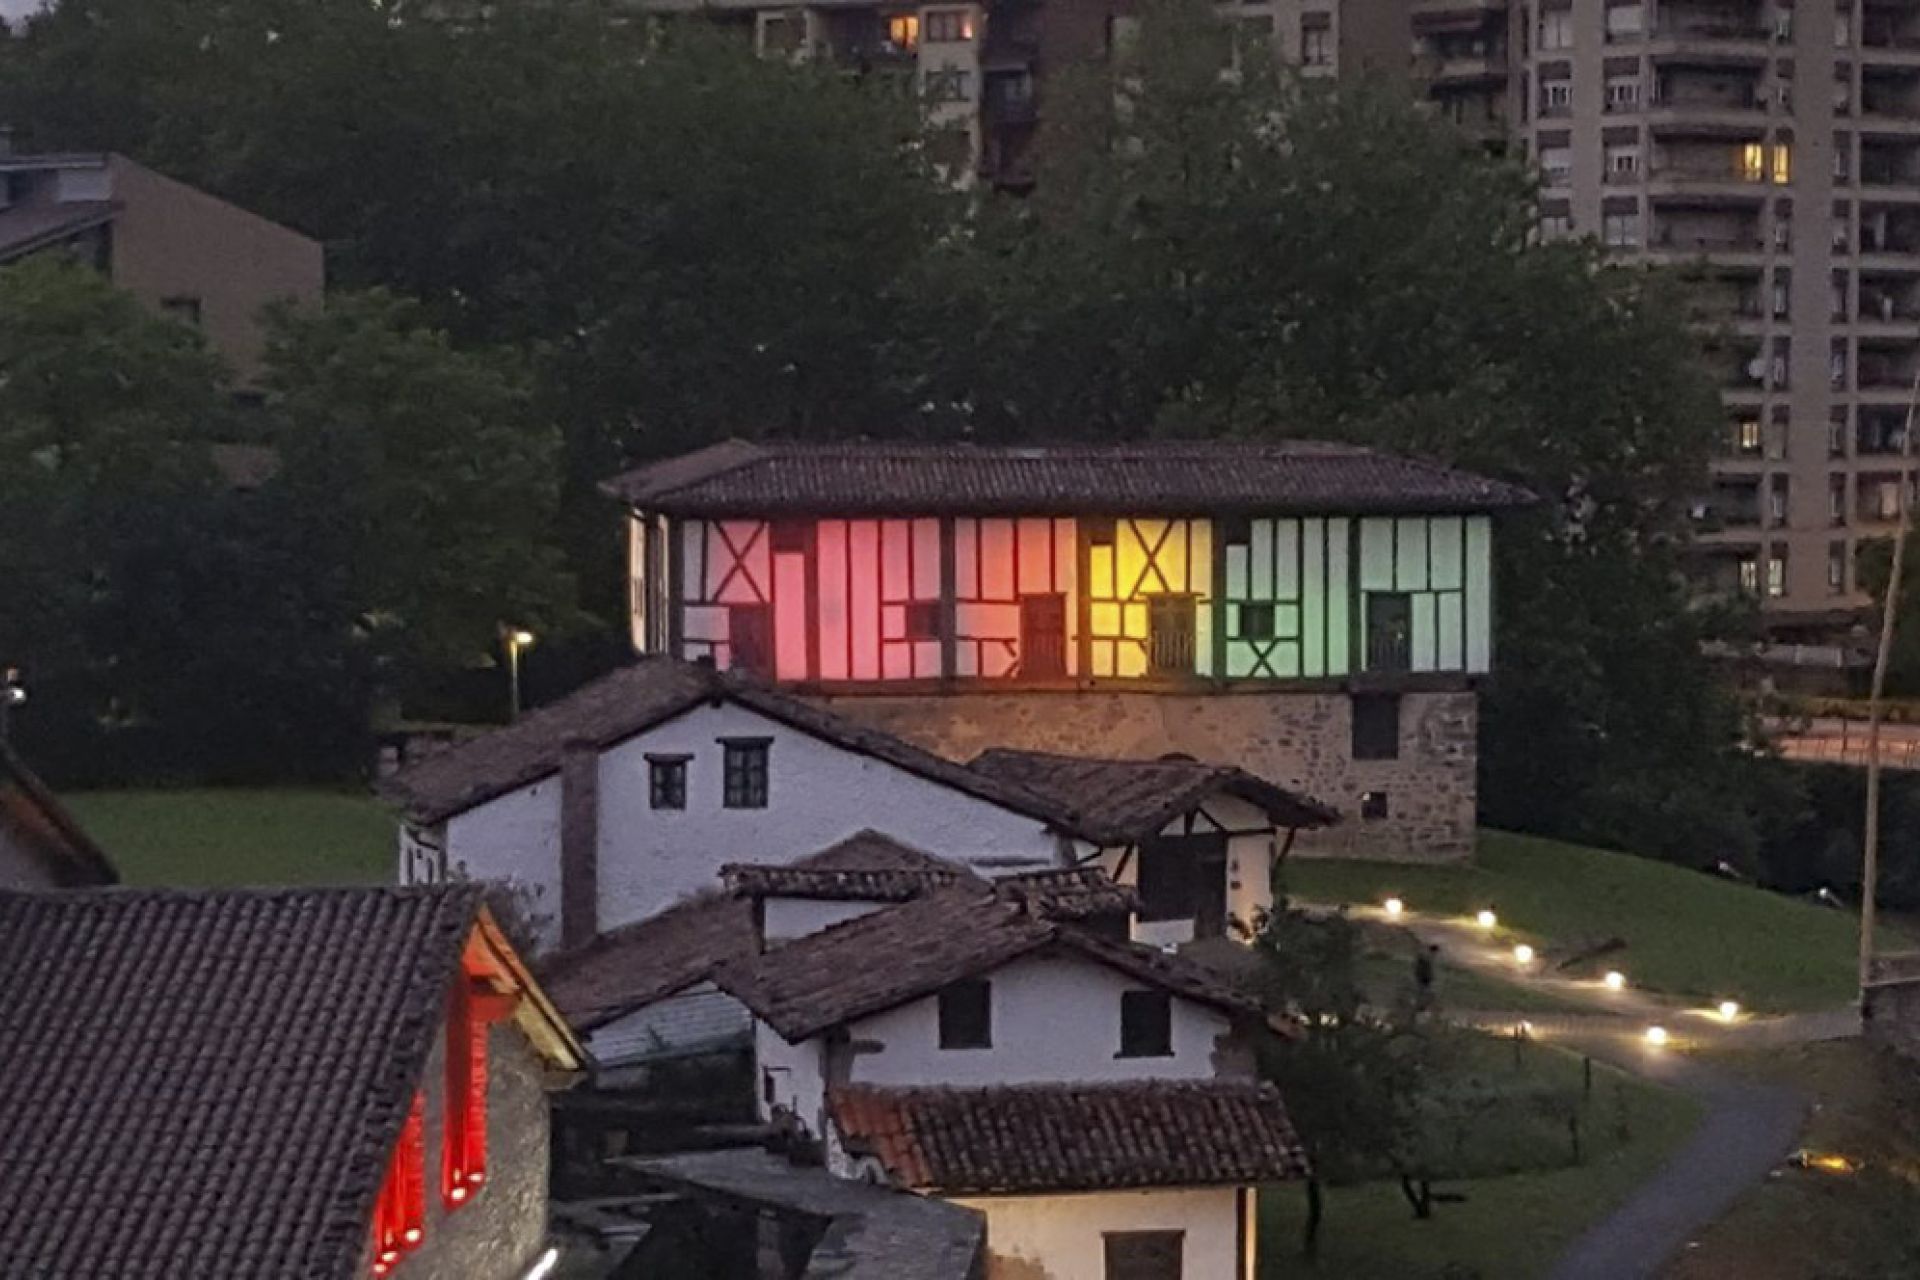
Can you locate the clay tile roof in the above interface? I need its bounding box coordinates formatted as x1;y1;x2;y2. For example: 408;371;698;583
0;884;487;1280
382;657;1065;828
602;439;1533;518
713;887;1259;1042
722;831;977;902
539;891;759;1032
827;1079;1310;1194
0;743;115;887
969;748;1338;841
992;866;1141;920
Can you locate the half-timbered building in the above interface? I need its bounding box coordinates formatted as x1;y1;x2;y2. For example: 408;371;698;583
605;439;1530;860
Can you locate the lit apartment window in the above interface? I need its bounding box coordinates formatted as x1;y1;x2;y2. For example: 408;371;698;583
1830;542;1848;593
923;8;974;42
887;13;920;50
1773;142;1792;184
1539;9;1573;50
1737;418;1763;454
1737;555;1760;594
1742;143;1767;182
1766;552;1787;598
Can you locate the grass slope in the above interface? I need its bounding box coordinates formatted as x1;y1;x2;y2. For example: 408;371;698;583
1286;831;1869;1012
65;789;393;887
1261;1039;1703;1280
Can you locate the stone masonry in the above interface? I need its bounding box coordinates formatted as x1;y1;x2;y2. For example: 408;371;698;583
808;688;1478;863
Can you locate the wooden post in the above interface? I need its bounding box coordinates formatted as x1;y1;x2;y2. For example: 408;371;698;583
1583;1055;1594;1102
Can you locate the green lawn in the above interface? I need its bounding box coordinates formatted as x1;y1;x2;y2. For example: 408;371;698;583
1354;944;1594;1016
1261;1036;1703;1280
1285;831;1873;1012
65;789;393;886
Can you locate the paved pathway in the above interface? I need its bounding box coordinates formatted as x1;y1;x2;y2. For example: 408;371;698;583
1314;902;1862;1280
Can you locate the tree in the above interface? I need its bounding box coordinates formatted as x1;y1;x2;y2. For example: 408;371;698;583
1249;903;1436;1259
259;290;574;708
923;0;1774;866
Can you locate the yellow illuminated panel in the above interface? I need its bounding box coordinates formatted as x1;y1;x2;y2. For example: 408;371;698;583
1084;518;1212;678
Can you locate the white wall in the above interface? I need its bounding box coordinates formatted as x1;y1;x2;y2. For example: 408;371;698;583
762;896;885;943
950;1187;1251;1280
593;701;1062;930
846;954;1229;1088
441;780;563;950
757;1019;829;1138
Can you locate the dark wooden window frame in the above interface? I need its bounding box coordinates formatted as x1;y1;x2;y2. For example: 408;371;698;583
647;753;690;810
1103;1230;1185;1280
720;737;771;809
1351;693;1402;761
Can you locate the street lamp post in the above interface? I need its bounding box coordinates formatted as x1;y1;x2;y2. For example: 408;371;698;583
505;629;535;722
0;668;23;745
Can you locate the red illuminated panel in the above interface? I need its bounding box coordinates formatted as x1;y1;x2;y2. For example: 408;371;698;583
442;979;515;1211
371;1093;427;1275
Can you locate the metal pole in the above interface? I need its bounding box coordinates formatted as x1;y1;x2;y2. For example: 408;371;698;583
508;637;522;723
1861;365;1920;1000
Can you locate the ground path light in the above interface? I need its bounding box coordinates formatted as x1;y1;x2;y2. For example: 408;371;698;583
1718;1000;1742;1022
1476;909;1498;930
1384;897;1405;918
1513;944;1535;966
1645;1025;1669;1047
1603;970;1627;991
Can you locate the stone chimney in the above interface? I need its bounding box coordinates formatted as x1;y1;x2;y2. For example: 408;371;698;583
559;737;600;950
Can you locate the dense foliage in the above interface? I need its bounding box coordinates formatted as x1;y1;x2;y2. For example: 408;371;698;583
1;0;1782;864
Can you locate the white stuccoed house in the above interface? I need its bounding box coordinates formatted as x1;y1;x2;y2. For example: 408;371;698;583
382;656;1333;955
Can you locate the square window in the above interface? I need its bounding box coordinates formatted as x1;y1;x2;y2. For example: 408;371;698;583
905;600;943;640
721;738;770;809
1352;694;1401;761
1105;1230;1184;1280
1119;990;1173;1058
1361;790;1390;820
1239;602;1276;641
159;296;202;327
647;755;688;810
938;978;992;1049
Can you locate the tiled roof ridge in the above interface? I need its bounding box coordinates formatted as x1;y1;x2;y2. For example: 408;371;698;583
6;881;483;908
833;1076;1281;1101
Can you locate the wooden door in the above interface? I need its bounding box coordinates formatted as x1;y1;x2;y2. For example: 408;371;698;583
1366;591;1412;673
1147;595;1197;675
1018;593;1067;677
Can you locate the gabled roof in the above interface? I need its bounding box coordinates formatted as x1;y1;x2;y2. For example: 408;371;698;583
541;890;759;1033
969;748;1338;841
992;866;1141;921
722;830;973;902
381;657;1064;828
0;884;577;1280
713;886;1259;1042
602;438;1533;518
828;1080;1310;1195
0;742;116;887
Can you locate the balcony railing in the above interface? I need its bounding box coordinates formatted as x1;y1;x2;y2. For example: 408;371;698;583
1652;229;1765;252
1651;20;1770;42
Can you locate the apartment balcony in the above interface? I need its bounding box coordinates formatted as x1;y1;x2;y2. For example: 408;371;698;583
1647;17;1774;68
1424;50;1508;85
1857;412;1911;456
1644;101;1772;136
1859;101;1920;138
1411;0;1507;31
1645;160;1773;204
1864;18;1920;67
1694;488;1764;532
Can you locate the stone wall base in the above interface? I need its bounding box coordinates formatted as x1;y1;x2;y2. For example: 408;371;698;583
805;688;1478;863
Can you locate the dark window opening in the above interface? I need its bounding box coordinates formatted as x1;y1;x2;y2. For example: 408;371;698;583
1361;790;1390;820
905;600;943;640
721;738;770;809
1148;595;1197;674
1365;592;1413;673
1352;694;1402;761
1104;1230;1184;1280
1239;602;1276;641
938;978;992;1049
1221;515;1252;545
1119;990;1173;1058
648;755;689;809
770;520;809;553
729;605;774;677
159;295;202;327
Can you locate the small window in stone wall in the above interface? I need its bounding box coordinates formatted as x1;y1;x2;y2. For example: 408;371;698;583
1352;694;1402;761
1361;790;1390;820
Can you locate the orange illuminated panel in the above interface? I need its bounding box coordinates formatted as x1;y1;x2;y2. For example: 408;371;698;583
817;519;941;680
371;1093;426;1275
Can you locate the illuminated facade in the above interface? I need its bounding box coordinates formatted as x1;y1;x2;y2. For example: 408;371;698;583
606;439;1530;862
